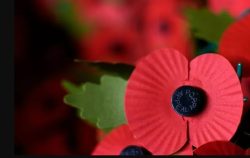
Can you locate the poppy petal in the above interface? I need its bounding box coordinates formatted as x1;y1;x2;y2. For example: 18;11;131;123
125;48;188;155
174;142;193;155
194;141;245;155
92;125;140;155
138;0;193;60
188;53;243;147
208;0;250;17
219;14;250;76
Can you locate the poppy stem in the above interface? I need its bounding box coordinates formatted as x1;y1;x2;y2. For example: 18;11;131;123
236;63;242;81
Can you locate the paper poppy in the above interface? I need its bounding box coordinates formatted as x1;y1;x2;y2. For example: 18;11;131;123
93;124;194;155
208;0;250;18
193;141;246;155
79;27;144;64
92;125;152;155
125;48;243;154
135;0;193;60
219;14;250;76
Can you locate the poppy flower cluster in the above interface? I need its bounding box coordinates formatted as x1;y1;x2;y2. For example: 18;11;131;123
34;0;196;64
27;0;250;155
92;48;244;155
91;11;250;156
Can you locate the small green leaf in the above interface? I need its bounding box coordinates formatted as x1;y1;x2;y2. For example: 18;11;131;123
74;60;135;80
64;75;127;130
185;8;234;43
61;80;84;93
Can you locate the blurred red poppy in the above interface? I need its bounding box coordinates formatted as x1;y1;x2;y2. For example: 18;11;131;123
73;0;131;28
79;26;144;64
15;77;72;146
24;131;73;156
219;14;250;76
135;0;194;60
125;48;243;154
208;0;250;18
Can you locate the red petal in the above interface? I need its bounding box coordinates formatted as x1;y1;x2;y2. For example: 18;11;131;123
208;0;250;17
125;48;188;155
174;142;193;155
188;53;243;147
92;125;139;155
137;0;193;60
219;14;250;76
80;27;143;64
194;141;245;155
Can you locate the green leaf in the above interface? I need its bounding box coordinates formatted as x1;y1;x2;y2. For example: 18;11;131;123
185;8;234;43
61;80;83;93
64;75;127;130
74;60;135;80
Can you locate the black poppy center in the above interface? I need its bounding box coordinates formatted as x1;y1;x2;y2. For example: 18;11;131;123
171;86;206;116
120;145;152;156
109;41;127;55
159;20;170;34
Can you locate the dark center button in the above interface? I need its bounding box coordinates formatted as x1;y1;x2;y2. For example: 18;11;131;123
171;86;206;116
159;20;170;34
109;41;127;55
120;145;152;156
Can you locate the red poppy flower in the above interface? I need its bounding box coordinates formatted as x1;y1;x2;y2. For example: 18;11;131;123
15;77;72;146
24;131;73;155
92;124;193;155
135;0;193;60
208;0;250;18
194;141;247;155
219;14;250;76
92;125;148;155
79;27;144;64
73;0;131;27
125;48;243;155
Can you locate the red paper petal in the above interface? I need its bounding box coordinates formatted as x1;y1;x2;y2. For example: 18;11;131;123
194;141;245;155
219;14;250;76
208;0;250;17
174;142;193;155
125;48;188;155
187;53;243;147
92;125;140;155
